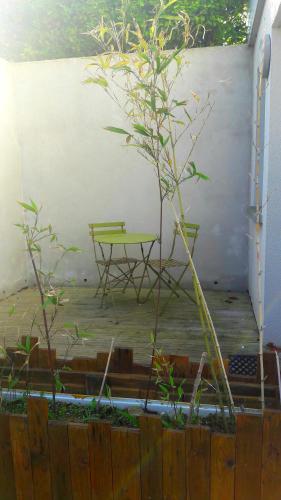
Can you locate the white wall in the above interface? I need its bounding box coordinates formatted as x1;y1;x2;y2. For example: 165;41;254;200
12;45;253;290
249;0;281;344
0;59;27;297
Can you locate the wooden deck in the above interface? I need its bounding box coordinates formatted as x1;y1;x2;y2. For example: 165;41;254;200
0;287;259;365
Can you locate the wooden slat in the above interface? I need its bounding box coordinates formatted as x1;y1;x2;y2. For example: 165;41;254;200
211;433;235;500
169;355;190;377
48;421;73;500
96;352;109;371
88;420;113;500
68;423;91;500
235;414;262;500
111;428;141;500
69;357;97;372
38;348;56;369
163;429;186;500
10;415;34;500
139;415;163;500
112;348;133;373
186;425;211;500
0;414;16;500
263;353;279;385
27;398;52;500
261;410;281;500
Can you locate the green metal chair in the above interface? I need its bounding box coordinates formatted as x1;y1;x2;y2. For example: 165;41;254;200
89;221;139;303
145;221;200;311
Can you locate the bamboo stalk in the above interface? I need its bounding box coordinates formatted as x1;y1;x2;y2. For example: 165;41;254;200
189;351;207;422
255;45;266;411
170;202;235;412
193;277;227;426
275;351;281;406
97;337;115;404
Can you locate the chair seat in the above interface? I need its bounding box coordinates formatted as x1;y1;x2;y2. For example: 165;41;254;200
149;258;186;269
97;257;139;266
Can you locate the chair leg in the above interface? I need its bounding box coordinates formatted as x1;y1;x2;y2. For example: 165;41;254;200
160;267;196;314
123;261;140;295
95;266;107;297
144;273;159;302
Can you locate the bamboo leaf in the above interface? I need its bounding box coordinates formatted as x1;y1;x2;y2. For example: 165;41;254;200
18;201;38;214
83;76;108;87
157;46;183;74
8;304;16;317
104;126;130;135
161;0;177;12
65;246;81;253
133;124;151;137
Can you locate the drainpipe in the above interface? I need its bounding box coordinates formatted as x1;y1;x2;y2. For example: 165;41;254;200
248;0;266;46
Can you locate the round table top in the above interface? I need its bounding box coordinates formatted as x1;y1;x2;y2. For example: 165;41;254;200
94;232;158;245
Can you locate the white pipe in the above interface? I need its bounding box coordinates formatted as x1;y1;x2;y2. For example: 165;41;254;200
275;351;281;405
1;390;262;417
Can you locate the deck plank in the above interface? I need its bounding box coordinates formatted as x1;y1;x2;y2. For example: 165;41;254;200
0;287;259;364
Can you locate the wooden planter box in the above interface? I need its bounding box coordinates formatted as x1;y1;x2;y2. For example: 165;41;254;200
1;397;281;499
3;336;280;408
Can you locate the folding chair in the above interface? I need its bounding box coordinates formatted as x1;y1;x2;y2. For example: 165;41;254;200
89;221;139;303
145;221;200;311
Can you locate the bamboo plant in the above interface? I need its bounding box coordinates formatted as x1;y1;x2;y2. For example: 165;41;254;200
85;0;234;415
16;200;82;407
253;39;268;411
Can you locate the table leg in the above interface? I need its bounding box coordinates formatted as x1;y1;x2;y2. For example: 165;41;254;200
101;244;113;306
137;241;155;303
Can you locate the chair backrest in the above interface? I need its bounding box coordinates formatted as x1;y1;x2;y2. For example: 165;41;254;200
168;221;200;259
89;221;127;266
175;221;200;239
89;221;126;241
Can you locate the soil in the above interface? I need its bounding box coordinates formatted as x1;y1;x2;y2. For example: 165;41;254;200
0;396;236;433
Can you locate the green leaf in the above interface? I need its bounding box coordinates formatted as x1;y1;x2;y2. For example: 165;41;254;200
157;88;168;102
18;201;38;214
161;0;177;12
104;126;131;135
137;143;155;159
83;76;108;87
133;124;151;137
22;335;31;354
111;65;134;74
78;330;96;338
196;172;209;181
65;246;81;253
63;322;75;329
43;296;58;308
157;46;183;74
30;199;39;213
173;99;187;107
8;304;16;317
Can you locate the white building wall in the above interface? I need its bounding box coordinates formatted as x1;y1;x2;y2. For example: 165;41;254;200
249;0;281;344
0;59;27;297
12;45;252;290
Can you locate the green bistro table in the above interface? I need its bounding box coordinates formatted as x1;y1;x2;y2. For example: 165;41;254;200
94;232;158;302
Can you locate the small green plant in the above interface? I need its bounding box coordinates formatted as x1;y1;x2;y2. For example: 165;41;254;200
153;347;186;427
16;200;81;408
0;335;39;403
